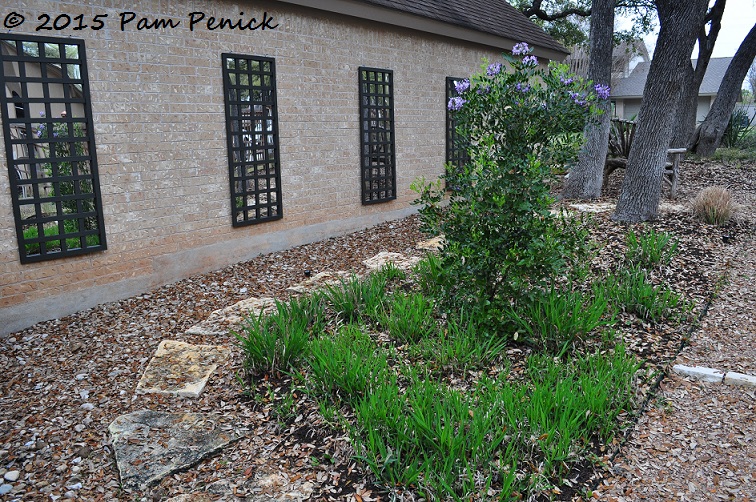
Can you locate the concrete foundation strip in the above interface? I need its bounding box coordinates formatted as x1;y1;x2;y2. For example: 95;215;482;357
673;364;756;387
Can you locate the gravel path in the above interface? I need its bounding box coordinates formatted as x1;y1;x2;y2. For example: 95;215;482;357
600;160;756;501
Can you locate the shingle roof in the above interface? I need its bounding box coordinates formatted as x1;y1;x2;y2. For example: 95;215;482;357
611;57;734;98
356;0;568;55
277;0;568;58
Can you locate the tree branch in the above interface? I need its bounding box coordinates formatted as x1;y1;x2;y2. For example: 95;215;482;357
521;0;592;20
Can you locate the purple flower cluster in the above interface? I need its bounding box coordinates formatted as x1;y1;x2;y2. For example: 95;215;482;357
522;55;538;66
454;78;470;94
448;96;466;111
515;82;531;93
512;42;530;55
560;76;574;85
568;91;587;107
594;83;611;100
486;62;502;77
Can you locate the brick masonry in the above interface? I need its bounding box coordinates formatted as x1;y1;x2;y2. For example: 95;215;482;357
0;0;526;335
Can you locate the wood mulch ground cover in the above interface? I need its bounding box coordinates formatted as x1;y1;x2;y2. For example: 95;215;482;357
0;158;753;501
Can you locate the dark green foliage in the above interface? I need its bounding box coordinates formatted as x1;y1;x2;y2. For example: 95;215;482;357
413;51;603;321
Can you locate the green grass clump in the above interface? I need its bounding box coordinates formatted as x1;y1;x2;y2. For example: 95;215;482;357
506;284;612;355
235;296;324;376
382;291;437;343
625;227;679;268
409;312;507;373
602;265;688;322
308;324;388;405
324;273;387;324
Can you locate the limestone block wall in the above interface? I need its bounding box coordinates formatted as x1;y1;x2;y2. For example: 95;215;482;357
0;0;506;335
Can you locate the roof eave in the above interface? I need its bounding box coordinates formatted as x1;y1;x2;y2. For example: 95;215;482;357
275;0;570;61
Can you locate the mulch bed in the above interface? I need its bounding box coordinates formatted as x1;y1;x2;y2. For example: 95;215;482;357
0;159;753;501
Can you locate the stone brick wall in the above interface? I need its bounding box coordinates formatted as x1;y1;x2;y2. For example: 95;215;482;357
0;0;505;335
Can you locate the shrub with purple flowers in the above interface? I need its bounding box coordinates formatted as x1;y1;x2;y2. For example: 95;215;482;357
415;44;607;323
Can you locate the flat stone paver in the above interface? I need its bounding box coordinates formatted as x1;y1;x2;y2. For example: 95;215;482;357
135;340;230;397
109;410;242;491
362;251;421;271
185;296;278;336
416;235;444;251
286;270;354;295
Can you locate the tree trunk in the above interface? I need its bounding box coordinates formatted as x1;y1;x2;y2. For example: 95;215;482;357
670;0;725;149
692;21;756;156
613;0;709;223
560;0;615;200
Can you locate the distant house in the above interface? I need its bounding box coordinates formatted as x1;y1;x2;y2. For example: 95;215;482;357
611;57;734;121
0;0;567;335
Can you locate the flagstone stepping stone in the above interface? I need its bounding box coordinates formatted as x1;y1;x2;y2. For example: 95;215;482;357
286;270;355;295
568;201;686;214
416;235;445;251
135;340;230;397
185;296;278;336
164;495;216;502
362;251;421;271
109;409;242;491
568;202;617;213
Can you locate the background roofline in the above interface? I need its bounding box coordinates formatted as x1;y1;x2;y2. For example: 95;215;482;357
275;0;570;61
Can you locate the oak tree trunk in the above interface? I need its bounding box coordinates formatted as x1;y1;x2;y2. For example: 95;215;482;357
613;0;709;222
670;0;725;149
692;21;756;157
560;0;615;200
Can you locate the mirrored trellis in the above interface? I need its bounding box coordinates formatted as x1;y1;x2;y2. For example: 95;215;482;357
0;34;106;263
445;77;470;187
222;53;282;226
359;67;396;204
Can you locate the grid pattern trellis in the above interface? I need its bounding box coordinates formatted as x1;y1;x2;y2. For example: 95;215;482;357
0;34;106;263
446;77;470;184
359;67;396;204
222;53;282;226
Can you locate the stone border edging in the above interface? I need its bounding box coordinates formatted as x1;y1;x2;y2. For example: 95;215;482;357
672;364;756;387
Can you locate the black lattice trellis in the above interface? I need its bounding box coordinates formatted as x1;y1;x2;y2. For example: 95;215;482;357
359;67;396;204
0;34;106;263
446;77;470;186
222;54;282;226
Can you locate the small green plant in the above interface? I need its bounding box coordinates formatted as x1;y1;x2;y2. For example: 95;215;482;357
603;266;688;322
625;227;679;268
383;291;437;343
506;284;612;355
523;347;639;476
412;254;447;299
324;273;387;324
235;299;312;376
691;186;739;225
